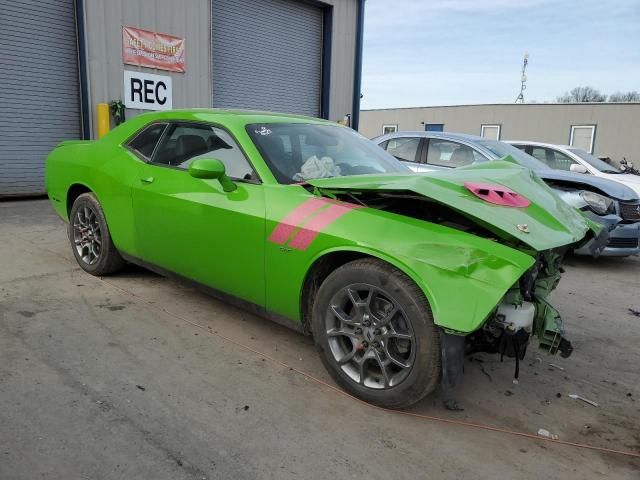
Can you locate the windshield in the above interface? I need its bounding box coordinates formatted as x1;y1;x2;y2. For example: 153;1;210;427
476;139;549;172
247;123;408;183
568;148;620;174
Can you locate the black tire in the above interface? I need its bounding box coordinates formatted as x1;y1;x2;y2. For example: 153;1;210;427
311;258;441;409
68;193;125;276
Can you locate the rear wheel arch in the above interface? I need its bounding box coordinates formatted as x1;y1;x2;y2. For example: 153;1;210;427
300;248;438;334
66;183;93;218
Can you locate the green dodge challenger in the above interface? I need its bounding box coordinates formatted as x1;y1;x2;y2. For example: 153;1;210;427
46;109;602;408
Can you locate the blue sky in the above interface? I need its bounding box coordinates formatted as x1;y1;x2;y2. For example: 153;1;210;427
361;0;640;108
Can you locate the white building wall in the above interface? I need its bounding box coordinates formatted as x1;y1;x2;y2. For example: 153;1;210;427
360;103;640;165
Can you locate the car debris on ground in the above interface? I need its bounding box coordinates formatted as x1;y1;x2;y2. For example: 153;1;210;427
568;394;600;408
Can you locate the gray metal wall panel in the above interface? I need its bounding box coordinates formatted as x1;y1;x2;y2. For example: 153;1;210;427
324;0;357;122
211;0;322;116
83;0;212;137
83;0;356;127
0;0;80;196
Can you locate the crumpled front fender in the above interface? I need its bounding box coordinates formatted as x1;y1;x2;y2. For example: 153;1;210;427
398;243;534;334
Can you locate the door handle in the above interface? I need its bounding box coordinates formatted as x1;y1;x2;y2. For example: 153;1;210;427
140;176;155;184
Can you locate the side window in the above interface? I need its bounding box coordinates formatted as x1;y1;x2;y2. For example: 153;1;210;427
426;139;478;168
152;123;254;180
127;123;167;160
550;149;580;171
531;147;578;171
512;144;528;153
385;137;420;162
530;147;548;163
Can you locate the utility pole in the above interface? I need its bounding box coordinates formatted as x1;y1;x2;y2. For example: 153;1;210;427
515;53;529;103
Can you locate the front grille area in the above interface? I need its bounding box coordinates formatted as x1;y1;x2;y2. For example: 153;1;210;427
607;237;640;249
619;202;640;222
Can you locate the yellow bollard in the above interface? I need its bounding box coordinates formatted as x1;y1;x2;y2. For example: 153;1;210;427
97;103;110;138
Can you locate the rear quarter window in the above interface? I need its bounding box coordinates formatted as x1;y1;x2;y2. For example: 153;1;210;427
127;123;167;160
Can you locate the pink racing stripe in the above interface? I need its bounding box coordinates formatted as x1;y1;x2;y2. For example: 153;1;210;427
289;203;361;250
268;197;329;245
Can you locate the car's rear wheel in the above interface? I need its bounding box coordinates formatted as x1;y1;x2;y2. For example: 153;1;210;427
311;258;441;408
68;193;125;276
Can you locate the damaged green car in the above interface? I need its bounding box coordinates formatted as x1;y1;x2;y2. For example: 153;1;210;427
45;110;603;408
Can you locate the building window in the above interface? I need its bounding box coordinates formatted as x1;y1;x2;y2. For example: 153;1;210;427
382;124;398;135
480;124;501;140
424;123;444;132
570;125;596;153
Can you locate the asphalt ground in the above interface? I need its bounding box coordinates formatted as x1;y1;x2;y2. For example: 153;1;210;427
1;198;639;479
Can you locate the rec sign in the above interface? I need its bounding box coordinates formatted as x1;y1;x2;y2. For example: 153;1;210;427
123;71;172;111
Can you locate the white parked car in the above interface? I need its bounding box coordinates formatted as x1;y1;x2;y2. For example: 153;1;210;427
507;141;640;196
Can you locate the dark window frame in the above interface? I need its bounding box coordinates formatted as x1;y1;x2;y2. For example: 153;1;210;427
127;120;262;184
417;138;427;164
124;122;169;162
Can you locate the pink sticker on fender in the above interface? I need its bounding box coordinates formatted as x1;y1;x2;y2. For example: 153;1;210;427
288;203;361;250
268;197;329;245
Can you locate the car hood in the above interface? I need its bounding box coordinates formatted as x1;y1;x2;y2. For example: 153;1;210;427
599;173;640;196
535;169;638;201
307;160;594;252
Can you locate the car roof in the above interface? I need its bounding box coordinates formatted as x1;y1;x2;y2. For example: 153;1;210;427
506;140;574;150
133;108;335;126
374;130;489;142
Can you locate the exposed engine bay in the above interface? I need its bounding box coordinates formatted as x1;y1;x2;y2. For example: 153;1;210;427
315;189;520;245
466;250;574;378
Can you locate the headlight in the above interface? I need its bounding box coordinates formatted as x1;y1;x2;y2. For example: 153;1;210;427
580;191;613;215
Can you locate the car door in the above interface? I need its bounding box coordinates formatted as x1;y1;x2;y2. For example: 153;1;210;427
131;122;266;307
380;136;429;172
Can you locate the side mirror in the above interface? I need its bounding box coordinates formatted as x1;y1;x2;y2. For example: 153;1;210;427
570;164;588;174
188;158;237;192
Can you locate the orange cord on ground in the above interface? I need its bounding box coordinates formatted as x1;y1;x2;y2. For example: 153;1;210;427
100;278;640;461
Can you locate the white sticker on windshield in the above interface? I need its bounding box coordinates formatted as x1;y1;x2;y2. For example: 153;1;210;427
254;126;272;136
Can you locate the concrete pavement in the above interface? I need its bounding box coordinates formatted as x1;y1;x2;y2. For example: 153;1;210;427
1;199;638;479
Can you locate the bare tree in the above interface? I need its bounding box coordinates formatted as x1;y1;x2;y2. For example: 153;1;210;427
608;91;640;102
557;86;607;103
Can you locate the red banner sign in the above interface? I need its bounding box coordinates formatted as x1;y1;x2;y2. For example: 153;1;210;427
122;26;185;73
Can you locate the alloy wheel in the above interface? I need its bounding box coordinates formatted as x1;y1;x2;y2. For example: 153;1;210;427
325;284;416;389
72;206;102;265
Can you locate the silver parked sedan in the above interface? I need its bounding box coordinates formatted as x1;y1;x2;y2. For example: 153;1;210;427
373;131;640;257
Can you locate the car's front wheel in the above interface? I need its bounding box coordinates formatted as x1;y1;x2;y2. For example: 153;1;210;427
311;258;441;408
68;193;125;276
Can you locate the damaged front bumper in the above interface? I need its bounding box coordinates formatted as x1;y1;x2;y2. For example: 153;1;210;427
574;212;640;257
470;249;574;359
